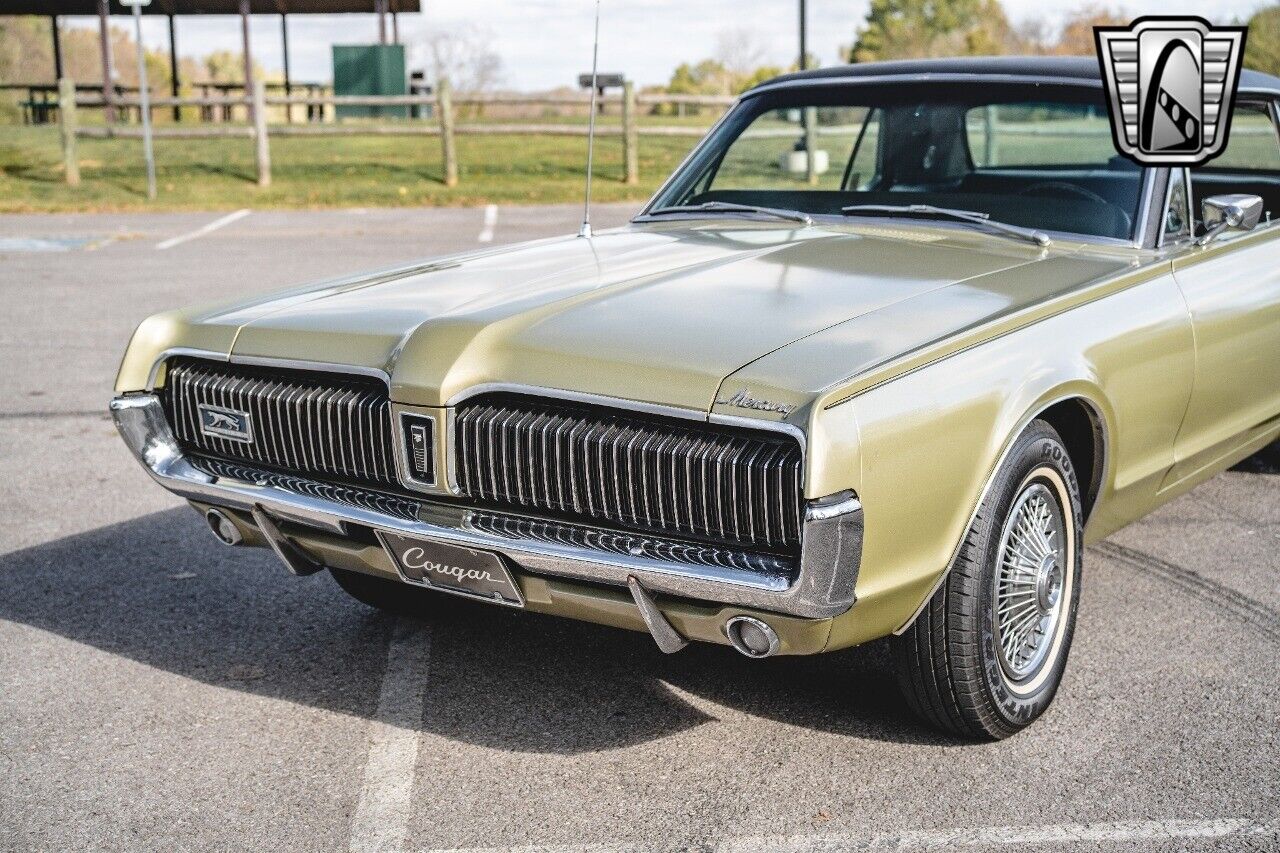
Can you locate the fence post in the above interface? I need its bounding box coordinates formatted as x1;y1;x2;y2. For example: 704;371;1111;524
58;78;80;187
804;106;818;186
252;79;271;187
438;78;458;187
622;80;638;185
983;105;998;166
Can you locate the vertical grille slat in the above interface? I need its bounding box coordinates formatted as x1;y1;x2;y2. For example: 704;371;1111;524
454;397;803;554
162;358;398;490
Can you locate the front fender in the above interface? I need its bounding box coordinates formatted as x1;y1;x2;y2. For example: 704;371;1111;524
810;269;1193;650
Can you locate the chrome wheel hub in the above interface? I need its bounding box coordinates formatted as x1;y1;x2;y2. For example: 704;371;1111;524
994;481;1067;683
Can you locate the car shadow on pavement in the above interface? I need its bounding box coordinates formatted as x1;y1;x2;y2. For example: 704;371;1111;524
0;507;946;752
1230;446;1279;474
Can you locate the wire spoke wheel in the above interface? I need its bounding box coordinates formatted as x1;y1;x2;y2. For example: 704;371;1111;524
993;480;1067;685
893;421;1082;739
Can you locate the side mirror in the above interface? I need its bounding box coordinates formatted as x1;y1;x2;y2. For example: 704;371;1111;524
1197;194;1264;246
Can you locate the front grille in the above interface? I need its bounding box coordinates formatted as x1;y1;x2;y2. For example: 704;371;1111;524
163;358;397;489
467;511;794;580
188;455;421;522
455;396;804;554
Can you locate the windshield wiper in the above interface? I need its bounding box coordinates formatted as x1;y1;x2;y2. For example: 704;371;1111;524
839;203;1051;247
644;201;813;226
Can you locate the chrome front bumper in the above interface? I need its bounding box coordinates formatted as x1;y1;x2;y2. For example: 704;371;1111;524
112;394;863;619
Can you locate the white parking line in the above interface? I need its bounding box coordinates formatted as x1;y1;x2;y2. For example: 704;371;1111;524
155;208;251;250
477;204;498;243
415;817;1280;852
348;619;433;853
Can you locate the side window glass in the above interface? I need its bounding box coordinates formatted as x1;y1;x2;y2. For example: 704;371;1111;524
1162;168;1191;243
1190;102;1280;232
1207;104;1280;171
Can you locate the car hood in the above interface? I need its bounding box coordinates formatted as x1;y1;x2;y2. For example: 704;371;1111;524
218;221;1080;412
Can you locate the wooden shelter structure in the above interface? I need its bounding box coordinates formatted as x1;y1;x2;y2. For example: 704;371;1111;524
0;0;417;121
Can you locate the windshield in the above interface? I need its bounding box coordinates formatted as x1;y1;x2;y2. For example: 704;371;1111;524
647;82;1144;241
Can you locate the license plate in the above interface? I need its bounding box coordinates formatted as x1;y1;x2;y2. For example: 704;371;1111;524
376;531;525;607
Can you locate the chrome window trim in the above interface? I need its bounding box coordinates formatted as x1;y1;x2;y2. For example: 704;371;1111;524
636;101;741;219
1158;167;1193;248
635;75;1156;249
1132;166;1161;249
742;73;1108;99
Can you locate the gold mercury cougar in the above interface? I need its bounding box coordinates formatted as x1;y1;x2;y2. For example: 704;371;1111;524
112;57;1280;738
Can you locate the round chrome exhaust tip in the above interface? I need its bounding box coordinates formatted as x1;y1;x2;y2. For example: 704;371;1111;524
205;508;244;546
724;615;780;659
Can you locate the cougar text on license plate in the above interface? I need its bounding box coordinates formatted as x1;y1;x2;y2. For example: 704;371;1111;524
376;531;525;607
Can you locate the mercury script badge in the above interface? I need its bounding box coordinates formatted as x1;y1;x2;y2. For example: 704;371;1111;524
716;389;797;416
1095;16;1247;166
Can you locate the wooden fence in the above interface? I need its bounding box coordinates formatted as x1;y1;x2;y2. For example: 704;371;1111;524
56;77;735;190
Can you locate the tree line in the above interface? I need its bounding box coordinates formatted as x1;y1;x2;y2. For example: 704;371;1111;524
662;2;1280;100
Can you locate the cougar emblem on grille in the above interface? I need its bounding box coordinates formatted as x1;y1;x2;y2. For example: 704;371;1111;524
198;404;253;442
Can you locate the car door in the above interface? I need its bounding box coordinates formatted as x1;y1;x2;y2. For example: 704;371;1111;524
1163;99;1280;489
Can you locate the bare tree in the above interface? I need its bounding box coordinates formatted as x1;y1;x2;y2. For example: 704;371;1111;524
715;28;769;78
416;25;504;95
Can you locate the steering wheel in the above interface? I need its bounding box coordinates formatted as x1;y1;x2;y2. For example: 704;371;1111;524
1017;181;1132;232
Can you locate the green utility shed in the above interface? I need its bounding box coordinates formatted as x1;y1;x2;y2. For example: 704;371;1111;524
333;44;408;119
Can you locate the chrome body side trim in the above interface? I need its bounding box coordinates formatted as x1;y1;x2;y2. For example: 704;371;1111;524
113;394;861;619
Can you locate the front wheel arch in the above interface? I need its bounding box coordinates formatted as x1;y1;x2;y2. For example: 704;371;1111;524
891;389;1109;637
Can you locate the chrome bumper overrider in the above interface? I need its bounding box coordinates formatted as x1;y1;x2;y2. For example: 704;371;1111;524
112;394;863;619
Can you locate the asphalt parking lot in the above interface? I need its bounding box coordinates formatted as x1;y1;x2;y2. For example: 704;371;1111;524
1;204;1277;852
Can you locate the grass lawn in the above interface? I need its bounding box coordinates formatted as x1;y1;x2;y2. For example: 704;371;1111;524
0;121;704;212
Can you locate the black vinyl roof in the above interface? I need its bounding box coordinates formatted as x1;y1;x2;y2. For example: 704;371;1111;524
755;55;1280;95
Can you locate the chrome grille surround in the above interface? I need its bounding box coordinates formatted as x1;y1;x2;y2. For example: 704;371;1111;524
455;396;805;555
113;393;864;619
162;358;398;490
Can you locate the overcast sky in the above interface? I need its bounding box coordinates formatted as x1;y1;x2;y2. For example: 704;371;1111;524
59;0;1270;91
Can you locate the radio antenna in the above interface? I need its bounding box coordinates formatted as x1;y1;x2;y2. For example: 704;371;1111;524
579;0;602;239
